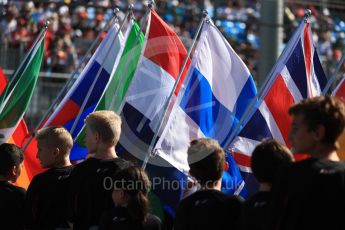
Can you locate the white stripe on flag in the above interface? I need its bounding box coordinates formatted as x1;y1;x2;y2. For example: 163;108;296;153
124;56;175;132
281;66;303;103
258;101;285;144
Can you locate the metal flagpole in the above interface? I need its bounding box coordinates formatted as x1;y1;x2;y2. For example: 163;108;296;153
108;4;152;111
115;1;154;114
70;9;130;138
21;9;121;152
322;52;345;95
142;10;209;170
222;9;312;151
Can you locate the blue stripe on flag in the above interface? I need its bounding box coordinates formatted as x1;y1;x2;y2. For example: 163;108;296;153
70;61;111;107
180;68;236;145
286;40;308;98
313;49;327;91
65;104;96;137
70;143;88;160
234;75;257;120
222;152;245;194
239;109;273;141
121;102;155;145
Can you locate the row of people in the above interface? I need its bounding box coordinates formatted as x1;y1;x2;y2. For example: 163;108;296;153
1;95;345;229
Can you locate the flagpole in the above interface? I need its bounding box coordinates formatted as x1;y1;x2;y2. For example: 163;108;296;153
116;1;155;115
70;9;130;138
141;10;209;170
21;9;121;152
222;9;312;152
0;21;48;109
322;52;345;95
108;4;151;111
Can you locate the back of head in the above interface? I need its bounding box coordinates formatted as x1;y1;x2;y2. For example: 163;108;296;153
0;143;24;176
288;96;345;145
36;126;73;155
187;138;225;185
113;166;151;223
85;110;121;146
251;139;293;183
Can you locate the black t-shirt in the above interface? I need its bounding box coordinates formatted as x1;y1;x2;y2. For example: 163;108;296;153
174;189;243;230
99;207;163;230
243;191;271;230
0;181;26;230
25;165;74;230
269;158;345;230
68;157;131;230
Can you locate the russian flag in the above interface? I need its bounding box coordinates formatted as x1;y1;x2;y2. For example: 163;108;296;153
116;9;190;211
24;22;126;162
230;20;327;194
154;20;257;195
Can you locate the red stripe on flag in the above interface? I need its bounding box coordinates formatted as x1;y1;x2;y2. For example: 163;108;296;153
49;99;80;126
0;67;44;187
0;68;6;93
232;152;251;168
144;10;190;95
265;74;294;147
335;79;345;102
303;23;313;97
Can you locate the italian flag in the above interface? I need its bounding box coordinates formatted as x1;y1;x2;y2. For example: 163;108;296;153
0;35;45;143
0;68;43;189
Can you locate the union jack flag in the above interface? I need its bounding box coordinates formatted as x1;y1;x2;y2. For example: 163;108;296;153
229;19;327;192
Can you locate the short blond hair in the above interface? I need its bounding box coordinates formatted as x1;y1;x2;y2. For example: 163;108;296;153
85;110;121;145
36;126;73;154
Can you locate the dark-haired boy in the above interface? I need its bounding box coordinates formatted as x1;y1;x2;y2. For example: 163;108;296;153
269;96;345;230
174;138;243;230
0;143;25;230
244;139;293;230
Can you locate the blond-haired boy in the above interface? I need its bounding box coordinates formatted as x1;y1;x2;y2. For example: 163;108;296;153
25;126;74;229
68;110;130;229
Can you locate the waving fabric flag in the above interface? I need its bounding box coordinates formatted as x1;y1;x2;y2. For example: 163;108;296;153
230;20;327;193
0;68;43;189
0;34;45;143
117;9;190;211
75;20;145;151
24;22;126;161
154;20;257;195
118;9;189;158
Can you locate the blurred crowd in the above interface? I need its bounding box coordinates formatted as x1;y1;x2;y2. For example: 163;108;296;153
0;0;345;78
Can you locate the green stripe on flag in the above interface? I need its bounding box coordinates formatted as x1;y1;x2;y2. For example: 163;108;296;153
76;21;145;147
0;38;45;141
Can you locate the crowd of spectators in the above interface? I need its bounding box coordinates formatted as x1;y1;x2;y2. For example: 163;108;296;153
0;0;345;78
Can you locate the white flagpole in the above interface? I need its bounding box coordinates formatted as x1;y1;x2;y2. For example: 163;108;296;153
108;4;152;111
